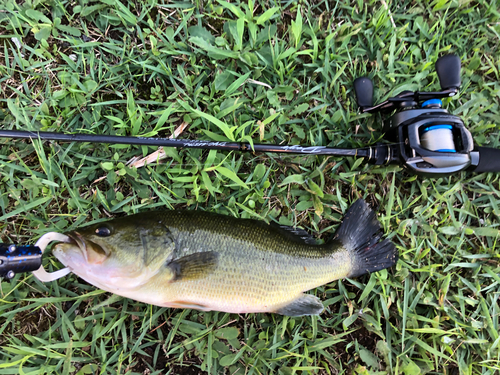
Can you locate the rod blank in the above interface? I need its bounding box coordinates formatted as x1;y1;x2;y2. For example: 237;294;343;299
0;129;370;158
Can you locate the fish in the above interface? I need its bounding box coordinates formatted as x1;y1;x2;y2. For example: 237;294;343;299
49;199;397;316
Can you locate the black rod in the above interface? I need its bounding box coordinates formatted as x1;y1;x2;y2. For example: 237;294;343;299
0;129;371;158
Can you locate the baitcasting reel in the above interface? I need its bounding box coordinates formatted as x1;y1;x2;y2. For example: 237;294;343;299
354;54;500;176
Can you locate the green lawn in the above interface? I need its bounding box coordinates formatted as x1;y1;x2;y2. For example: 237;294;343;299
1;0;500;374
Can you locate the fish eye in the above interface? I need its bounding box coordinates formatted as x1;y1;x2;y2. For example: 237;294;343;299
95;226;112;237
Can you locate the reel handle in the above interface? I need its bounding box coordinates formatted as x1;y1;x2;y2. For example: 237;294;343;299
355;55;462;114
435;54;461;91
353;77;374;109
473;147;500;173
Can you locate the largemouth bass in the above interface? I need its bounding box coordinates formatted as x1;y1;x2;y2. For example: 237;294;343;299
47;199;397;316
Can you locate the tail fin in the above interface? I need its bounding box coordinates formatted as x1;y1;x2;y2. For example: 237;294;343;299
334;199;397;278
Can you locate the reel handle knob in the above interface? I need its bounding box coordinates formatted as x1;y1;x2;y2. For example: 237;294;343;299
435;54;461;91
473;147;500;173
353;77;374;109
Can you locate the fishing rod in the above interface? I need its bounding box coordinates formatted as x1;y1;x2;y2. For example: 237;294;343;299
1;55;499;179
0;129;370;158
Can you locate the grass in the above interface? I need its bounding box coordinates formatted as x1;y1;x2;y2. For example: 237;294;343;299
0;0;500;373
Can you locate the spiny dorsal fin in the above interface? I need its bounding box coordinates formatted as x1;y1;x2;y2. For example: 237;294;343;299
167;251;219;282
270;222;318;245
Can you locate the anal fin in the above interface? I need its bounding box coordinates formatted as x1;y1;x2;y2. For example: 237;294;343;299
274;294;324;317
167;251;219;282
168;301;212;311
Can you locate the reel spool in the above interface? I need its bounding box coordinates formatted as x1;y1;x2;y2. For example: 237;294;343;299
418;100;457;154
420;125;456;153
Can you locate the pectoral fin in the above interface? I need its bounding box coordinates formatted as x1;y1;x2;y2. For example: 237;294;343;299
274;294;324;316
167;251;219;282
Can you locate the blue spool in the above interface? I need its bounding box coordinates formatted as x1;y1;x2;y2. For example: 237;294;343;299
421;124;456;152
421;99;443;108
423;124;453;132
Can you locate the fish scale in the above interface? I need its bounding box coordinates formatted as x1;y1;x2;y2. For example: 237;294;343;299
52;199;397;316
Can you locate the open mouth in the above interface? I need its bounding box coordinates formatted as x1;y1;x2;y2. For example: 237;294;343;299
60;232;109;265
64;232;88;260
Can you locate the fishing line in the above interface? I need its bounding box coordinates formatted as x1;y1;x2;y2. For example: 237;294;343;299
420;125;456;152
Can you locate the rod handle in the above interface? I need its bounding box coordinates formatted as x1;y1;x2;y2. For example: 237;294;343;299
473;147;500;173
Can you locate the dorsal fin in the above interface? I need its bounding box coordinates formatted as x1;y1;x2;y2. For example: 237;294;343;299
269;222;318;245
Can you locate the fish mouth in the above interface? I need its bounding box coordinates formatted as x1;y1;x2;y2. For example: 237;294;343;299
62;232;108;264
65;232;88;260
